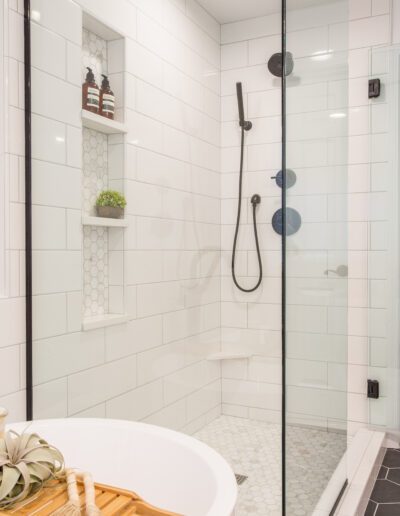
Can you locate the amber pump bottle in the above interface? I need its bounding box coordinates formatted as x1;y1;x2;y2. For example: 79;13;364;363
100;74;115;119
82;67;100;113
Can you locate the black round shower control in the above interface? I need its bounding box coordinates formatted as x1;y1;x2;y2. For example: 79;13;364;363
272;207;301;236
268;52;294;77
271;169;297;189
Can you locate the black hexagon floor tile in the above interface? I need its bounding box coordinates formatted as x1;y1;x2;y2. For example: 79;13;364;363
365;449;400;515
387;468;400;485
383;450;400;468
365;500;377;516
376;504;400;515
370;480;400;504
378;466;389;479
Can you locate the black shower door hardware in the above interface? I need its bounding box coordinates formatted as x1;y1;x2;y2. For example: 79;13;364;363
368;78;381;98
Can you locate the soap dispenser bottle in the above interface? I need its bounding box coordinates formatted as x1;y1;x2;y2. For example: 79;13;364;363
82;67;100;113
100;74;115;119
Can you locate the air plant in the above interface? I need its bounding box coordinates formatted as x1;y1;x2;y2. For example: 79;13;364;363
0;430;64;509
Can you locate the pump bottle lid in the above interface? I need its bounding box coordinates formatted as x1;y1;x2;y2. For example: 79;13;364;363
101;74;110;88
86;67;95;82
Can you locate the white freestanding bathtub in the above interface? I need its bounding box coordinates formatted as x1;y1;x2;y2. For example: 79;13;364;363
8;418;237;516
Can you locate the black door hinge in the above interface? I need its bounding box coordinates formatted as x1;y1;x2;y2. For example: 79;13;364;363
369;78;381;98
367;379;379;399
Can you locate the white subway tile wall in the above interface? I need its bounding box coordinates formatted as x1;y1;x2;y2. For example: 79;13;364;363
26;0;222;429
346;0;393;435
0;0;26;417
220;1;349;429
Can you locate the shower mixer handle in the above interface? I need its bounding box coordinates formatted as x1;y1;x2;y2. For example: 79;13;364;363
324;265;348;277
271;170;297;189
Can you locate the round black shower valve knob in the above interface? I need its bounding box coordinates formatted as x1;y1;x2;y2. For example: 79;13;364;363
272;207;301;236
271;169;297;189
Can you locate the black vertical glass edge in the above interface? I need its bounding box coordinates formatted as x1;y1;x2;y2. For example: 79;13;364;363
281;0;287;514
24;0;33;421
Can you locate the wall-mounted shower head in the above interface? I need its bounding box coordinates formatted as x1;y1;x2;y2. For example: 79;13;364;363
268;52;294;77
236;82;252;131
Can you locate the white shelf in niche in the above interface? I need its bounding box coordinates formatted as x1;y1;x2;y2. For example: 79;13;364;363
82;313;129;331
207;352;251;361
82;216;128;228
82;110;127;135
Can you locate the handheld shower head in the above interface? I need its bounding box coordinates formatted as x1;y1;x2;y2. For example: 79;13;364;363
231;82;261;293
236;82;252;131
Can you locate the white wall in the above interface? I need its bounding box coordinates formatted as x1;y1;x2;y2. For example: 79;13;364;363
219;1;349;430
0;0;27;422
219;0;399;436
219;9;281;425
0;0;223;433
346;0;394;436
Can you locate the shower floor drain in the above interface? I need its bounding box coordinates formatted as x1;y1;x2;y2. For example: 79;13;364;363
235;474;248;485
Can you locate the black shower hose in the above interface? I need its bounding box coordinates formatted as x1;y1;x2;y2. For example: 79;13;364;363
231;127;263;292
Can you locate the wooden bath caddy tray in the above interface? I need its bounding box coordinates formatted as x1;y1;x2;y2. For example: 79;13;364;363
0;480;182;515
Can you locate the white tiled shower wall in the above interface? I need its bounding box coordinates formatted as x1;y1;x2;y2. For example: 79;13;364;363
219;2;350;430
0;0;27;422
346;0;397;436
1;0;400;439
1;0;223;431
219;0;400;436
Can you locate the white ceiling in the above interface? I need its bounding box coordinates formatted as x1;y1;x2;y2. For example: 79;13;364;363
196;0;334;24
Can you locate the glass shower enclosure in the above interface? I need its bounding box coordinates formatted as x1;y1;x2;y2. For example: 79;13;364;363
25;0;350;514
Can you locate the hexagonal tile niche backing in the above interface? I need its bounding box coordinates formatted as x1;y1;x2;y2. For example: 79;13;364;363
82;29;110;318
83;225;109;318
82;28;107;83
82;129;109;318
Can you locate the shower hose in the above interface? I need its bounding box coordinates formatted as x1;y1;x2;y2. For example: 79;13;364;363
231;126;263;292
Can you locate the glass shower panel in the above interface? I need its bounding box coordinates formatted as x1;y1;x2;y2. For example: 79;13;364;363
285;1;349;513
368;46;400;433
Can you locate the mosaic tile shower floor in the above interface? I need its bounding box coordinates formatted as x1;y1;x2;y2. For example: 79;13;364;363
194;415;346;516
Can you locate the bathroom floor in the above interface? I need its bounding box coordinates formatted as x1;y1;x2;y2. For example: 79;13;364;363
365;448;400;516
194;415;346;516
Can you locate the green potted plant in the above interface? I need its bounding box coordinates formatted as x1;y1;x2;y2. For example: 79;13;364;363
95;190;126;219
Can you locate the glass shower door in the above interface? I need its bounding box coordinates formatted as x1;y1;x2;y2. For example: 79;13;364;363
367;45;400;434
284;1;349;513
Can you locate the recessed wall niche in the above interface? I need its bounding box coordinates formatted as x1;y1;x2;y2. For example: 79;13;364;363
81;13;128;331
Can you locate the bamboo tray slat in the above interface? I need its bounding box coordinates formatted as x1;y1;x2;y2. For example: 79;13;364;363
0;480;182;516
